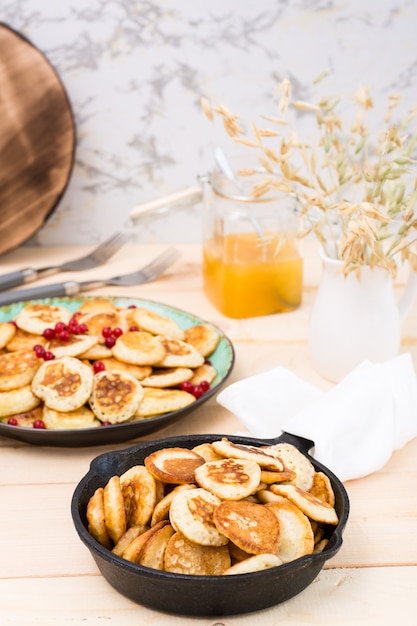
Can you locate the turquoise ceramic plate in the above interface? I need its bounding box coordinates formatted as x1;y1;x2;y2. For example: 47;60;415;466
0;296;234;447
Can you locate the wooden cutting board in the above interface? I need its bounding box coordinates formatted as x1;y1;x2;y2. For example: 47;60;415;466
0;23;75;256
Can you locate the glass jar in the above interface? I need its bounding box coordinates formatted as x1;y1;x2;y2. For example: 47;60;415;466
202;155;303;318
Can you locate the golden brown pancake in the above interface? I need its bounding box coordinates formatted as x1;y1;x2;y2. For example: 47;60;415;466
0;349;40;391
31;356;94;412
14;304;72;335
195;457;261;500
184;323;220;357
89;370;144;423
112;330;166;365
214;500;279;555
164;531;231;575
144;447;205;484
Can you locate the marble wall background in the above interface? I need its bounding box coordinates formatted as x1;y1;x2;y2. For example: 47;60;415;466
1;0;417;246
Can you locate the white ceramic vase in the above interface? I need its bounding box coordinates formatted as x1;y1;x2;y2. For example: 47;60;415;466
308;250;417;382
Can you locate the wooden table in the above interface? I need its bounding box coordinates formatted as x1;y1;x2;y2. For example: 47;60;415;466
1;242;416;625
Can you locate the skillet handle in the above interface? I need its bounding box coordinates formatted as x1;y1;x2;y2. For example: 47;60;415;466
279;431;315;455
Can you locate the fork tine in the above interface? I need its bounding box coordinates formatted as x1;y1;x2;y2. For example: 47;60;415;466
106;247;181;286
87;232;128;263
60;231;128;270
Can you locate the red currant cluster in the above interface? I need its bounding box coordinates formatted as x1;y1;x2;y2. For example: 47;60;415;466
43;317;89;342
180;379;210;398
101;326;123;348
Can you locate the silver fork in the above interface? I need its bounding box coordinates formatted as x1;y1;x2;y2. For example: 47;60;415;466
0;247;181;306
0;232;128;292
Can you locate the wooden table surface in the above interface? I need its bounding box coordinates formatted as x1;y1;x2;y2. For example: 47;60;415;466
0;241;416;625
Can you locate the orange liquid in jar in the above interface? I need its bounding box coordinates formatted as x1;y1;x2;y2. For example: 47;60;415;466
203;232;303;318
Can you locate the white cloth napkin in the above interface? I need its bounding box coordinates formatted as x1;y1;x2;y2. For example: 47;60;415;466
216;353;417;482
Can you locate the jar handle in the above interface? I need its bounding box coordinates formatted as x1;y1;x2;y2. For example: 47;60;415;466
129;186;202;223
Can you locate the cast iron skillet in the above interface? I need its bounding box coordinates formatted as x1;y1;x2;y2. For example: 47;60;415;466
71;431;350;617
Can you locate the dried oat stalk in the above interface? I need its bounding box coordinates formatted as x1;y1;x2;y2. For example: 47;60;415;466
202;80;417;276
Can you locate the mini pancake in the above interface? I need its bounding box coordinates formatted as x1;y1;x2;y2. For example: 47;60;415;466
89;370;144;424
169;488;228;546
14;304;73;335
164;531;231;575
213;500;279;555
42;405;101;429
0;384;41;417
77;298;118;315
262;442;315;491
184;323;220;357
122;520;169;563
265;499;315;563
97;357;152;381
0;405;43;427
86;487;112;549
314;538;329;553
223;553;283;575
103;475;127;544
5;328;47;352
112;525;147;557
269;484;339;525
134;387;195;417
154;336;204;368
260;468;297;484
212;438;284;472
79;311;128;343
132;307;185;340
0;321;16;349
189;363;217;386
78;344;113;360
138;523;175;570
145;447;205;484
309;471;336;507
111;330;166;366
150;484;197;526
195;458;261;500
140;367;193;388
45;333;99;358
31;356;94;412
116;306;138;329
192;442;223;462
120;465;159;527
0;349;40;391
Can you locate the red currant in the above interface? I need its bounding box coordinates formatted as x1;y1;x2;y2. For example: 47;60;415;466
112;327;123;338
200;380;210;392
102;326;113;338
93;361;106;373
43;351;55;361
7;417;18;426
129;325;139;332
33;344;46;358
181;381;193;392
105;336;116;348
43;327;55;340
33;419;46;429
77;323;88;334
102;421;112;426
191;384;204;399
54;321;67;333
204;359;212;365
127;304;137;309
58;330;70;342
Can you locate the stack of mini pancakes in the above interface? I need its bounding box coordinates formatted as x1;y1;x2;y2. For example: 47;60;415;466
87;438;339;576
0;298;220;429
